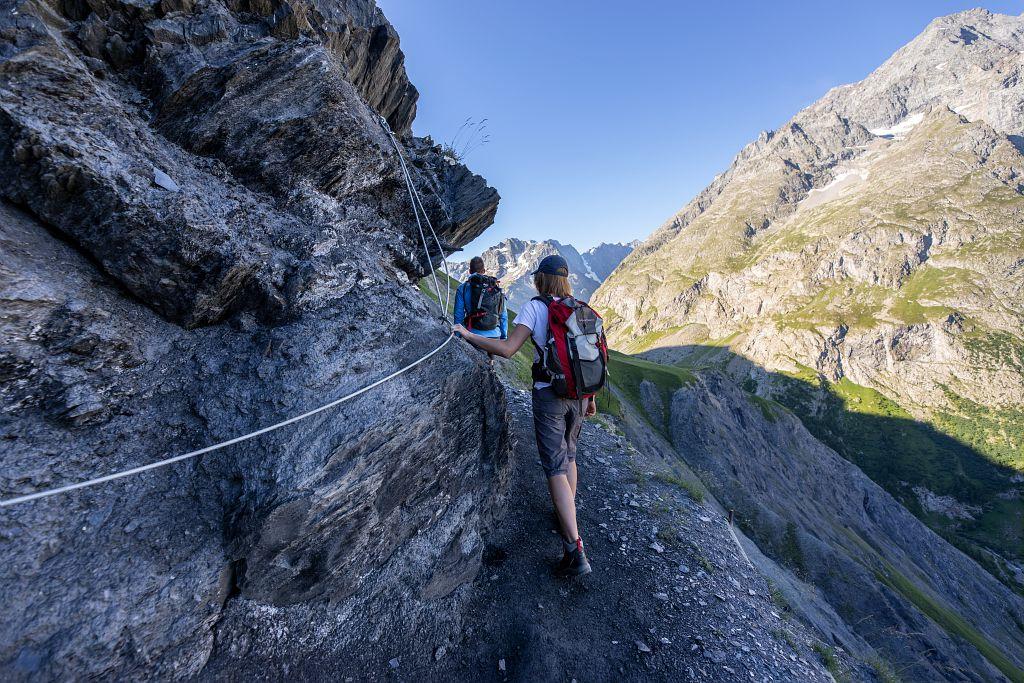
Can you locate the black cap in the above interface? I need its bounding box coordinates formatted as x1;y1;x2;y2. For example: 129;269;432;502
532;254;569;277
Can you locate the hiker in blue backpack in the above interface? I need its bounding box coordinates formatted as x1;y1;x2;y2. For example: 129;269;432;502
454;254;608;577
454;256;508;341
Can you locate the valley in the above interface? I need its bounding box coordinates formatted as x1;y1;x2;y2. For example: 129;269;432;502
593;8;1024;609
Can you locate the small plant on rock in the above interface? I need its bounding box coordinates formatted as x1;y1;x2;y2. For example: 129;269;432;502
654;467;705;503
442;117;490;162
866;654;902;683
812;642;842;679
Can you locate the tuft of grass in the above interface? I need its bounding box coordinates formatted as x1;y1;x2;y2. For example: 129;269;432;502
656;524;681;546
780;522;806;577
812;643;841;679
654;468;705;503
651;501;672;517
767;580;791;617
625;458;647;489
441;117;490;161
867;655;901;683
775;628;798;650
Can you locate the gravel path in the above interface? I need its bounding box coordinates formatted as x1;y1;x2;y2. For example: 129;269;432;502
421;387;842;682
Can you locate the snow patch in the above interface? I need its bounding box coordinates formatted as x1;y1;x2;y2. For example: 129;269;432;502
869;112;924;139
798;168;870;212
580;255;599;282
807;170;869;196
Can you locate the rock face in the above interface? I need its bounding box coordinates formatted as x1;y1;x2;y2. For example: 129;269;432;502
0;0;506;678
669;373;1024;682
592;9;1024;593
579;241;636;281
450;238;634;311
594;8;1024;406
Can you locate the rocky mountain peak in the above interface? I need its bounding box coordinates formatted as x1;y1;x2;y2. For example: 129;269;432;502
450;238;635;310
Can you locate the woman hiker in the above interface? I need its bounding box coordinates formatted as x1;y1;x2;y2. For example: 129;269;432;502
453;254;597;577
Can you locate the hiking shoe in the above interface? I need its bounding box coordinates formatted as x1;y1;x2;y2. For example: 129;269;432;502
556;540;592;577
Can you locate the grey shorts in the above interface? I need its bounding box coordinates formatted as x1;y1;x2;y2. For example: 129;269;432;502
532;386;587;477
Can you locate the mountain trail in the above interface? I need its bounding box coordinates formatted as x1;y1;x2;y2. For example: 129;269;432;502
360;380;845;682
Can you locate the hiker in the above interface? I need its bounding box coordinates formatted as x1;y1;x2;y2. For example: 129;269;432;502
454;256;507;340
453;254;608;577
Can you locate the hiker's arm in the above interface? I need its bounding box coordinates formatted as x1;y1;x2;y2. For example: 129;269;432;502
453;322;531;359
453;283;465;326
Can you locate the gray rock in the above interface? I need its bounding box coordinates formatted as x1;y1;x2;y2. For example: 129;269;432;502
670;373;1024;680
0;0;507;679
638;379;665;427
152;168;180;192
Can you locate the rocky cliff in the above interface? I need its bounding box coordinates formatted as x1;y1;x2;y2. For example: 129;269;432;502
0;0;508;678
450;238;634;310
669;372;1024;681
593;9;1024;593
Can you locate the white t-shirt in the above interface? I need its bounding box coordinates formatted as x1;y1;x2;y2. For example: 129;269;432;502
514;297;557;389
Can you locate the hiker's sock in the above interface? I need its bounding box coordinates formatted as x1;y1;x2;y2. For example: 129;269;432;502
562;537;582;554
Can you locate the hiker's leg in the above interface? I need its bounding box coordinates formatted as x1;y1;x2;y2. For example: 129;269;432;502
547;474;578;542
564;398;585;499
533;387;578;540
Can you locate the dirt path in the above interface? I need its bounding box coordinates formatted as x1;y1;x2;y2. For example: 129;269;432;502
414;386;837;682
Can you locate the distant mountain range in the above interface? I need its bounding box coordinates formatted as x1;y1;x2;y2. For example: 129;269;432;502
449;238;635;311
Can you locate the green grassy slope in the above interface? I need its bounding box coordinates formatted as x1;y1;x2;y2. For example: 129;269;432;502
601;350;695;433
768;366;1024;593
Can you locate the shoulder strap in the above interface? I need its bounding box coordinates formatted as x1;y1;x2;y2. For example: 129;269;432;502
527;296;552;356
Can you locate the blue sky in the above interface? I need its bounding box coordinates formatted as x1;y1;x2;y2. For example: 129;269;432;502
379;1;1023;255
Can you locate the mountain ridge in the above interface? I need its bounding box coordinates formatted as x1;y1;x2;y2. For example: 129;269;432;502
450;238;635;311
452;236;634;309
